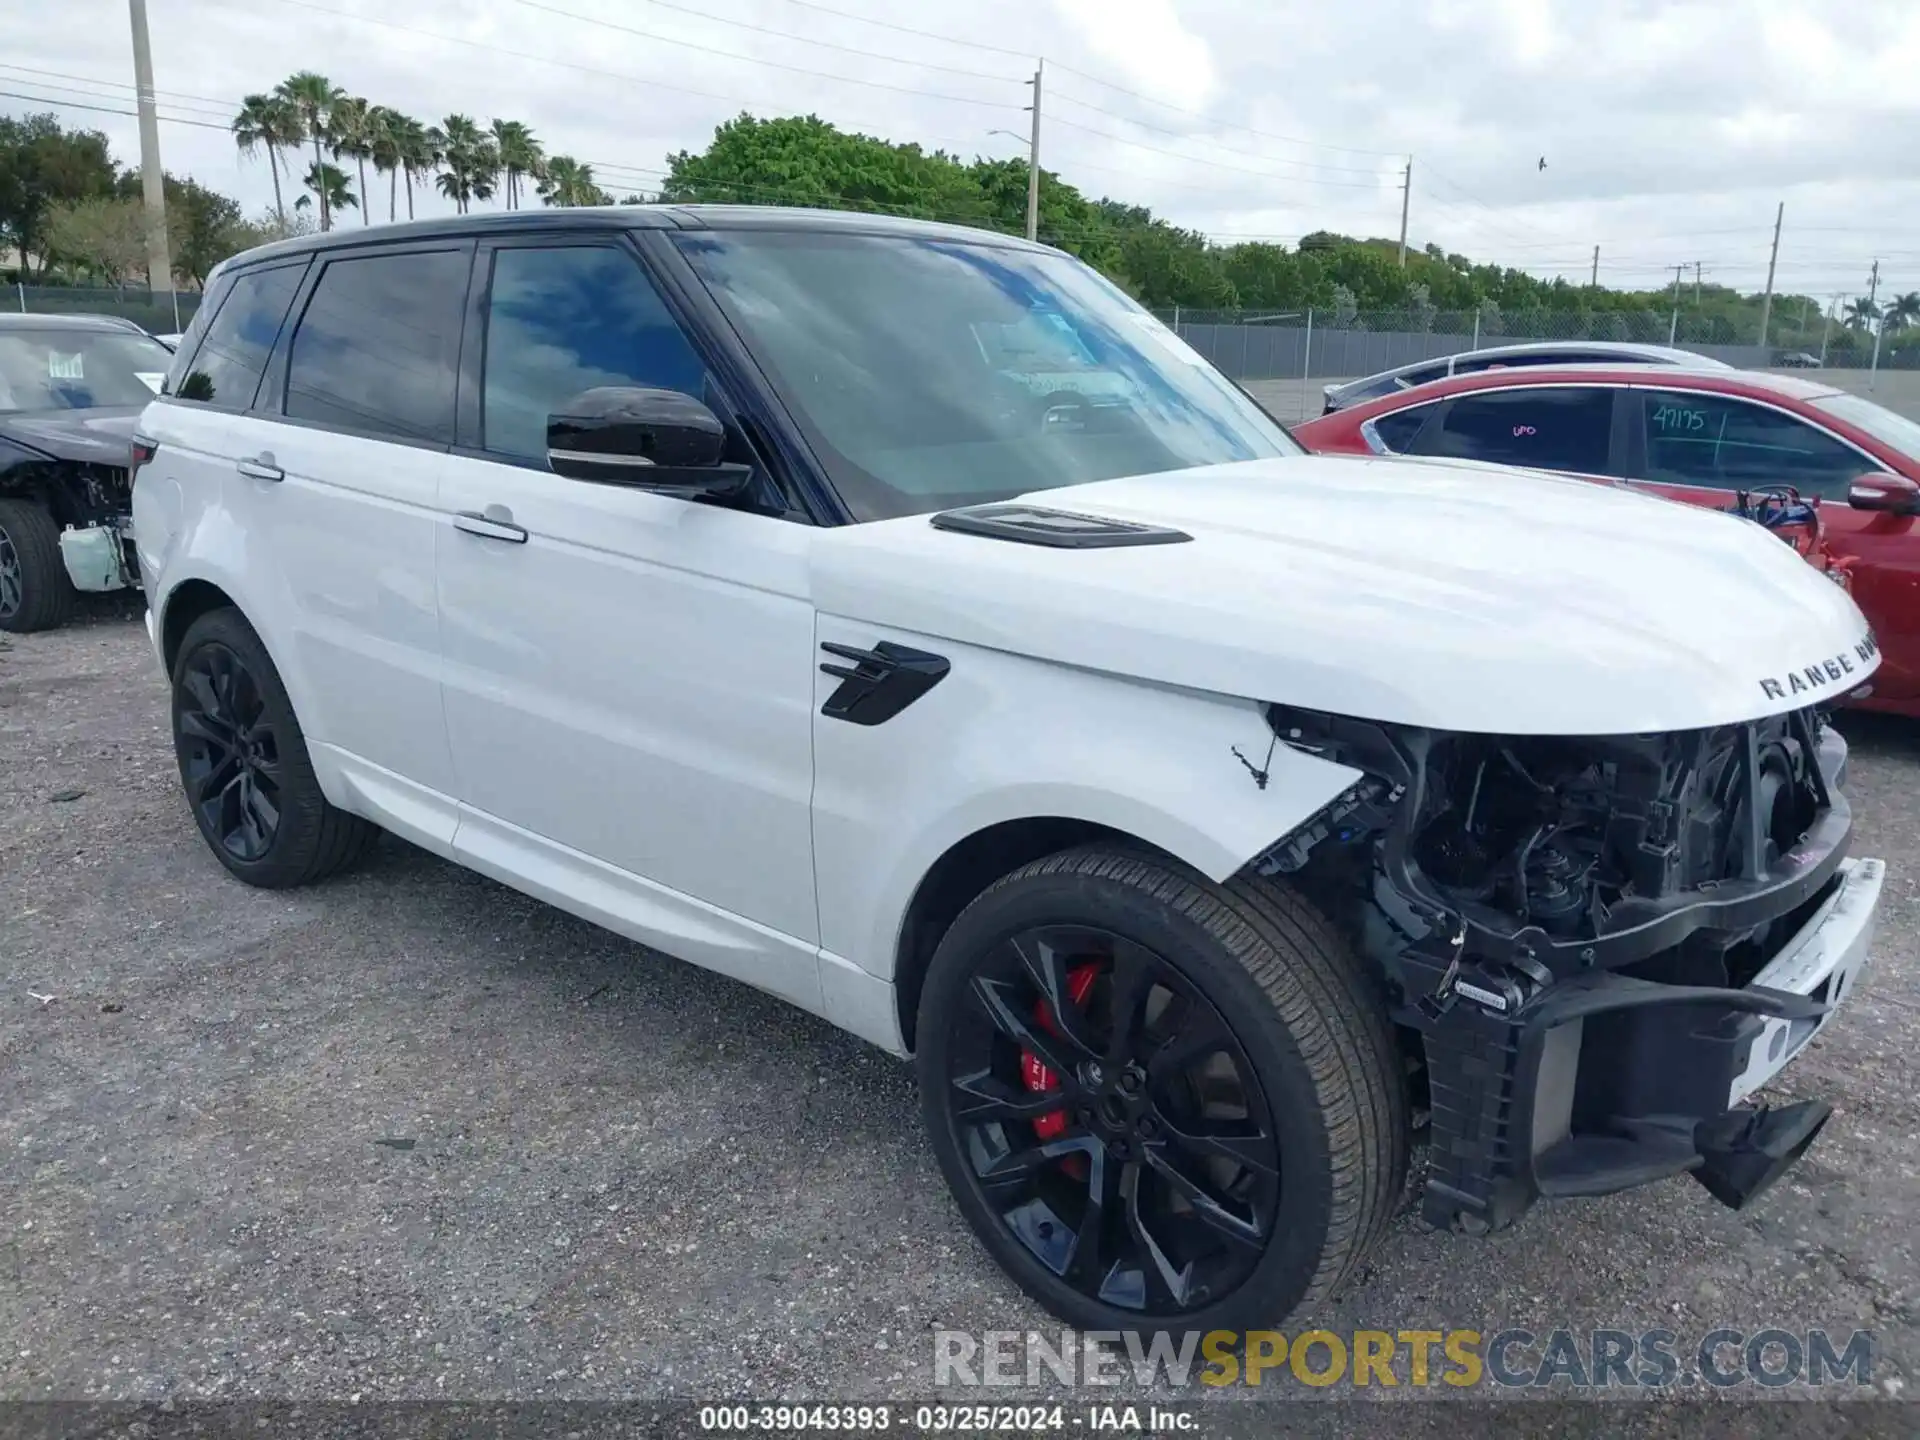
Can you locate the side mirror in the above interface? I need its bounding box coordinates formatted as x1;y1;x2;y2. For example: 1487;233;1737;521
1847;471;1920;516
546;386;752;499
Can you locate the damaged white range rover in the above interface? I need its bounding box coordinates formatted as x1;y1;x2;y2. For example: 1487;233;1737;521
133;208;1884;1333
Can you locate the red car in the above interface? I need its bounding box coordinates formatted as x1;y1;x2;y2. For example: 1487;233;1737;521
1294;365;1920;716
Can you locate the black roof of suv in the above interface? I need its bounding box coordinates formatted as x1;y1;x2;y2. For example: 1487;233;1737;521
223;204;1052;274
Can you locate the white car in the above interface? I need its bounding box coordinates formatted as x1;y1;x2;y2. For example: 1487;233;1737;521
132;208;1884;1332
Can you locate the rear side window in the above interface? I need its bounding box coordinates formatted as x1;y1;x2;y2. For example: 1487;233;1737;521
1395;362;1448;389
1416;387;1614;474
284;249;468;444
173;264;303;408
480;245;706;460
1367;403;1436;453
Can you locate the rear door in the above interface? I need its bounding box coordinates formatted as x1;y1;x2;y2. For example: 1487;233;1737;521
1406;384;1625;480
246;239;473;848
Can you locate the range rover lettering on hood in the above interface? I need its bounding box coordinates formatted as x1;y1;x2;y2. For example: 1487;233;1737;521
1759;634;1879;701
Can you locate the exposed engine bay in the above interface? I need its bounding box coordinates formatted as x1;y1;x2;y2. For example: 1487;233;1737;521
1253;700;1876;1236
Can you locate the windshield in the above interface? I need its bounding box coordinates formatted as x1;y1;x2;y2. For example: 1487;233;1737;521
0;328;172;413
1810;390;1920;462
674;229;1299;521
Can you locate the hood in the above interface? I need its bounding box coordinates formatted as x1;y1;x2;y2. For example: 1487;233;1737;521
0;406;143;467
810;453;1878;736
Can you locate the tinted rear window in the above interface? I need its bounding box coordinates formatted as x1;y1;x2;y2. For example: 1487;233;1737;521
173;265;304;408
1415;387;1614;473
284;249;468;444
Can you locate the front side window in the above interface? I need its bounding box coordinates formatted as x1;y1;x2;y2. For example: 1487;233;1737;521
173;265;303;408
0;327;176;412
481;245;706;460
284;249;468;444
1638;389;1866;497
674;230;1297;521
1415;387;1615;474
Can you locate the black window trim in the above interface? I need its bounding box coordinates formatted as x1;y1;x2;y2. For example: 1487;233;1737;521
1620;383;1878;495
1410;382;1630;479
161;256;312;415
259;236;478;453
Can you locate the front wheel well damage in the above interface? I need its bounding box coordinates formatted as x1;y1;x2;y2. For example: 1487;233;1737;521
893;817;1172;1052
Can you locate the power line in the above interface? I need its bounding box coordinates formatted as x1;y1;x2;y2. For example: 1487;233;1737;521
1044;92;1387;178
0;63;238;115
495;0;1026;108
1046;113;1389;188
509;0;1022;84
0;85;234;132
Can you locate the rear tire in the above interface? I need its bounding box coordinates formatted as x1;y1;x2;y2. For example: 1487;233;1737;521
170;606;379;887
0;498;75;633
916;844;1408;1333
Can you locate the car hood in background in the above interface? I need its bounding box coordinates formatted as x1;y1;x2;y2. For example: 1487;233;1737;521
0;406;143;466
811;453;1875;737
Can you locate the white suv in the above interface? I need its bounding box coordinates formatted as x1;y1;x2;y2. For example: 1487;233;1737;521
133;207;1884;1332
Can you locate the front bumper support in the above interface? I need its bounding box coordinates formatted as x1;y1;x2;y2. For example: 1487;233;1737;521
1410;855;1883;1233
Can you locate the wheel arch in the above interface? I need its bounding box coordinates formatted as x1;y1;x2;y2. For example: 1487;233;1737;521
158;575;241;674
892;816;1180;1052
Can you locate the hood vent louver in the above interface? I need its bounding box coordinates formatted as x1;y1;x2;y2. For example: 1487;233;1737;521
928;502;1192;549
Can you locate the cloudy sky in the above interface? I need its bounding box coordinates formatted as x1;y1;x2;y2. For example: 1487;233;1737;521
5;0;1917;301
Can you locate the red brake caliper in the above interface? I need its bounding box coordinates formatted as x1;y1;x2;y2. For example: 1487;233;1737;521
1022;962;1101;1140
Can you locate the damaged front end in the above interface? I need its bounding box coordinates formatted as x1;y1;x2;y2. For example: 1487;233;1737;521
1254;701;1883;1234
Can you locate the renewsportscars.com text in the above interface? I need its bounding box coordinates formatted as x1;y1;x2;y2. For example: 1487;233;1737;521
934;1327;1874;1390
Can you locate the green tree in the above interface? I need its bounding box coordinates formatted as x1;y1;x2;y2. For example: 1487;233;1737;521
274;71;344;229
230;93;303;227
539;155;611;207
43;196;146;285
490;119;543;210
366;105;404;223
294;161;356;223
432;115;493;214
1885;292;1920;331
0;114;118;277
1845;296;1880;331
394;115;437;221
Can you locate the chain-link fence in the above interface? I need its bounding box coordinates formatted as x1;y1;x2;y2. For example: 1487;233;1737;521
10;283;202;336
1151;307;1905;382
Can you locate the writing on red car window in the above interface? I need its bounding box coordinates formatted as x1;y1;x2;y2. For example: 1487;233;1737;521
1652;404;1709;432
1512;424;1537;437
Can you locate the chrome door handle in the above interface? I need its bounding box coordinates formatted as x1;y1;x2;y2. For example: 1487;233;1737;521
236;453;283;482
453;508;528;544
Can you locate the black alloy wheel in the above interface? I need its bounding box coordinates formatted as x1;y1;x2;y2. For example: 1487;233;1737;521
176;640;283;862
918;846;1409;1333
945;923;1280;1315
0;525;20;622
169;606;378;887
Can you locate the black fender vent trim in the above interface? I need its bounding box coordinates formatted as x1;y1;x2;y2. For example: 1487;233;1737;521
820;640;950;726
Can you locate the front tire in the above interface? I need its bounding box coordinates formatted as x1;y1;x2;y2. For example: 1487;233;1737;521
171;607;378;887
916;845;1408;1333
0;497;75;633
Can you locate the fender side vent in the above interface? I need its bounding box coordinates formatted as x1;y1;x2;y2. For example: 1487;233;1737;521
929;503;1192;548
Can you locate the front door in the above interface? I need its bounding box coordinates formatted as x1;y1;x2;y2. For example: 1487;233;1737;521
1623;385;1919;707
433;234;822;1006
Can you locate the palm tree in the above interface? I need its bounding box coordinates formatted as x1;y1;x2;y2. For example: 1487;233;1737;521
328;95;374;226
231;93;304;226
1885;291;1920;331
366;106;404;223
489;120;544;211
295;161;357;223
538;155;611;207
396;115;438;221
1845;296;1882;331
275;72;344;228
432;115;490;214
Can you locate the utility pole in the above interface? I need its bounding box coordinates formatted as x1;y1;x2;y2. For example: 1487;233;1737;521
1023;60;1043;243
1693;261;1706;304
1756;201;1783;352
127;0;173;316
1397;157;1412;267
1869;258;1885;388
1590;245;1599;288
1668;263;1685;345
1819;293;1841;367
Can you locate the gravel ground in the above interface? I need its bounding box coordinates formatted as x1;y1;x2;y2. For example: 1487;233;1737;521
2;606;1917;1423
